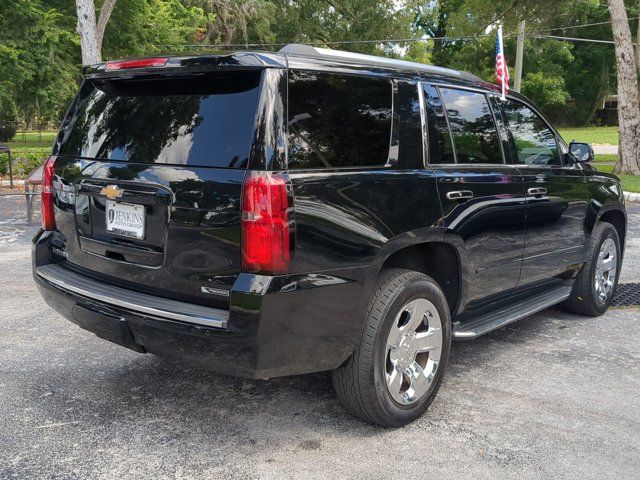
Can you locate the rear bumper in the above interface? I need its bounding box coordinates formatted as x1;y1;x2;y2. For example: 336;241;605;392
36;263;229;329
33;230;368;379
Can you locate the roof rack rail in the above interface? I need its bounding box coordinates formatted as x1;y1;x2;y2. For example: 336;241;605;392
278;43;481;82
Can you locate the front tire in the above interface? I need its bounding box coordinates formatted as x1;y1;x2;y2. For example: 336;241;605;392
564;222;621;316
332;269;451;427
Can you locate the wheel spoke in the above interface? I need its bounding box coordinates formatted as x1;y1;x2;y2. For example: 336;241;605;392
386;365;403;398
386;320;404;348
404;298;430;332
405;361;430;401
601;255;616;273
412;327;442;354
388;347;400;365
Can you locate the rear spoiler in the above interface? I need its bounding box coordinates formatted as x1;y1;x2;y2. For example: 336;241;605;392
83;51;287;79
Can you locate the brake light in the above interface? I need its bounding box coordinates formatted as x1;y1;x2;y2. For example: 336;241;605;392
41;156;57;231
241;171;291;274
105;57;169;70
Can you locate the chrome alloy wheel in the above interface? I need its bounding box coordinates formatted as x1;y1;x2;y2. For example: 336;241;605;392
385;298;443;405
595;238;618;304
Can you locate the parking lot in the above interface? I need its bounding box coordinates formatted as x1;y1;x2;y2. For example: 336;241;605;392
1;194;639;480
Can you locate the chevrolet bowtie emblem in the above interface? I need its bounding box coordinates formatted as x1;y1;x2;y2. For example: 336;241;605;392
100;185;124;200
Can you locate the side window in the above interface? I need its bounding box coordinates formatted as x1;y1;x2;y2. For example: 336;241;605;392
422;84;455;164
438;88;504;164
396;81;424;168
501;99;560;166
287;71;392;169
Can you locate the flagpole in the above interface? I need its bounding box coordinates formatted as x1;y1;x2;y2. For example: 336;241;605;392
499;24;506;101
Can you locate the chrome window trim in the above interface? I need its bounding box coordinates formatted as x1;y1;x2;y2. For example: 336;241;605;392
417;82;428;168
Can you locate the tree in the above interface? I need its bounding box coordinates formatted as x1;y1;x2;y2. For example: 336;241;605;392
0;0;80;124
185;0;275;46
414;0;616;124
269;0;416;55
75;0;117;64
607;0;640;174
101;0;205;59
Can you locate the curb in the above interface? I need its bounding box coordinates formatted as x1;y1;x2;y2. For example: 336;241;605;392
624;191;640;203
0;179;25;187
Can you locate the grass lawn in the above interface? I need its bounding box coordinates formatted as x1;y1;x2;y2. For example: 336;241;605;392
7;133;54;158
594;153;617;163
595;164;640;193
1;134;54;178
558;126;618;145
9;131;58;144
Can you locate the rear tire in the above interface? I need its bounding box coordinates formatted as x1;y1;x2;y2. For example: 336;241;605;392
332;269;451;427
563;222;621;317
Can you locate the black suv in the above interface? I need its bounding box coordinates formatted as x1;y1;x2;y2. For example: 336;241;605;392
33;44;626;427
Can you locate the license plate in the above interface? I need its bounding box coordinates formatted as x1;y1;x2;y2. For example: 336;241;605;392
105;200;145;240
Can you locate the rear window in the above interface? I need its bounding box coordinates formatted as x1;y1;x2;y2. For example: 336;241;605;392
56;71;262;168
287;71;392;169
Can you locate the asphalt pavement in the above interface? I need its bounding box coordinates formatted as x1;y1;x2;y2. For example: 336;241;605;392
1;194;639;480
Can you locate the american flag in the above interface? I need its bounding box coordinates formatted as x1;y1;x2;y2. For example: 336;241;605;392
495;26;509;98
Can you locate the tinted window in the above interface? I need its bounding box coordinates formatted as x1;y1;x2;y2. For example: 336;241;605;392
439;88;503;164
56;71;262;168
502;99;561;166
396;82;423;168
423;85;455;164
287;71;392;169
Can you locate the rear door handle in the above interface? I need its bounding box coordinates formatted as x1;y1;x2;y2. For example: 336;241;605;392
446;190;474;201
527;187;548;196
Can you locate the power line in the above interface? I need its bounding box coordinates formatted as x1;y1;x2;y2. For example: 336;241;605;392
538;16;639;32
157;36;480;49
529;34;635;45
158;32;625;51
154;18;640;51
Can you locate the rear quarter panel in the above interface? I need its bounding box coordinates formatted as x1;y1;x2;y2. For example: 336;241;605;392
288;168;444;318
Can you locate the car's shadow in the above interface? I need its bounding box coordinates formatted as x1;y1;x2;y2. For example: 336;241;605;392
30;307;581;450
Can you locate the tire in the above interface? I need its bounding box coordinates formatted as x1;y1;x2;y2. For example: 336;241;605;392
332;268;452;427
563;222;621;317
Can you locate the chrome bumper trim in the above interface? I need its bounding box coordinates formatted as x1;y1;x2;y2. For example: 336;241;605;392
36;263;229;329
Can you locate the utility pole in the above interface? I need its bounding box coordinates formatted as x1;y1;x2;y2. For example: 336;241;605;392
514;20;525;93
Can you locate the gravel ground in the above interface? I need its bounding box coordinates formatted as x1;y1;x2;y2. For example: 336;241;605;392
1;194;639;480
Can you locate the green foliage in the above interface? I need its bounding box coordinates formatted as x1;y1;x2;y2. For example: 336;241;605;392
404;41;433;64
269;0;415;55
0;0;80;124
184;0;275;46
0;124;17;142
414;0;616;125
0;0;623;128
0;150;49;177
103;0;205;58
521;72;569;108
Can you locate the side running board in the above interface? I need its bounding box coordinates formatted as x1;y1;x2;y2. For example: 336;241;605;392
453;286;572;340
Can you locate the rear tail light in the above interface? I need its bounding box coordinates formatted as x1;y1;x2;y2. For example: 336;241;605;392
105;57;169;70
241;171;292;274
41;156;57;231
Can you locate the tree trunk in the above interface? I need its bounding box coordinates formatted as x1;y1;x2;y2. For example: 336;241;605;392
608;0;640;175
76;0;101;65
636;0;640;67
96;0;117;53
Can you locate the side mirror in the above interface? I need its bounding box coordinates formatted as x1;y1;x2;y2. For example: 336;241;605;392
569;142;594;163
